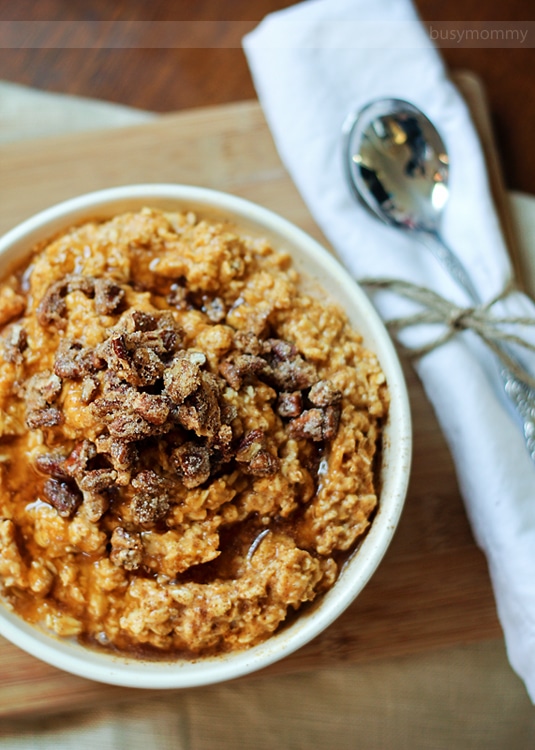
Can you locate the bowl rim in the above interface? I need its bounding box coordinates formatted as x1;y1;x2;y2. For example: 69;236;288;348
0;184;412;688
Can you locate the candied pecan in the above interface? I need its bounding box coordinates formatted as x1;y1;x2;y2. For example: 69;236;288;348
110;527;143;571
26;407;63;429
235;429;280;477
92;384;171;441
127;313;181;355
287;409;325;442
262;338;317;391
172;442;211;488
34;452;69;479
130;470;172;527
90;379;131;420
97;312;182;387
287;406;341;442
220;401;237;425
308;380;342;407
63;440;97;477
80;375;100;403
219;353;268;390
37;275;95;329
108;440;138;472
247;451;280;476
25;371;63;429
94;437;137;483
26;371;62;405
235;428;265;463
126;343;165;386
175;372;221;440
108;412;168;441
42;478;82;517
54;338;101;379
99;333;164;388
94;278;125;315
132;393;170;425
277;391;303;419
129;310;158;331
77;468;117;493
164;353;204;404
321;405;341;441
3;324;27;364
212;423;234;460
36;281;68;329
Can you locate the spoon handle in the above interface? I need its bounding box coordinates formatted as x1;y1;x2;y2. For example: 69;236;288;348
420;231;480;304
420;231;535;461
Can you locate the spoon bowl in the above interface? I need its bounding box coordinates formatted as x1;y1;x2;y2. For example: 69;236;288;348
344;98;449;234
343;97;535;461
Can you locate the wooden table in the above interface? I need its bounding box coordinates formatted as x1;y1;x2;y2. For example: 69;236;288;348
0;0;532;719
0;0;534;193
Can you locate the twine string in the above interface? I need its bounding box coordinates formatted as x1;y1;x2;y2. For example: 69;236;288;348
361;278;535;390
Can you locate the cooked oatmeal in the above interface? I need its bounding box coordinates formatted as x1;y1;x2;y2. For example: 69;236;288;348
0;208;388;657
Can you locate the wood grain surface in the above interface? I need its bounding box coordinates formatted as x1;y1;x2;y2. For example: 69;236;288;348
0;73;515;719
0;0;533;195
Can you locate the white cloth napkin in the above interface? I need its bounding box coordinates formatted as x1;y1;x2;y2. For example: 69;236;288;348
243;0;535;701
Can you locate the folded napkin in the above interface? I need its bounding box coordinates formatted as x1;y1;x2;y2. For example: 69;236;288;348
243;0;535;700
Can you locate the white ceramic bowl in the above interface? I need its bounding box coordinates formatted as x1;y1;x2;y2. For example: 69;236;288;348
0;184;411;688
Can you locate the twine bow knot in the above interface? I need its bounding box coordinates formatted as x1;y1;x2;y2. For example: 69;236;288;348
361;278;535;390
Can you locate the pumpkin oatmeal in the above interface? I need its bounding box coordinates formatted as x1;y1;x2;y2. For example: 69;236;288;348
0;208;388;658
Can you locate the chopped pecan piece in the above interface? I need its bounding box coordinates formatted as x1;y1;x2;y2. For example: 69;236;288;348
80;375;100;403
54;338;101;379
108;412;168;441
97;311;182;387
130;470;172;527
94;278;125;315
34;452;69;479
288;405;341;442
132;393;170;425
92;383;171;441
108;440;138;473
94;438;137;483
25;371;63;429
277;391;303;419
64;440;97;477
235;429;280;476
308;380;342;407
164;353;203;404
172;442;211;488
37;275;95;329
42;478;82;518
26;407;62;429
219;353;268;390
3;324;27;364
321;405;341;440
110;527;143;571
262;338;317;391
129;310;158;331
212;423;234;461
175;372;221;441
77;468;118;493
287;409;325;442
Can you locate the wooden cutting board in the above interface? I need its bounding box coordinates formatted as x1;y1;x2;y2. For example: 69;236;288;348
0;73;516;719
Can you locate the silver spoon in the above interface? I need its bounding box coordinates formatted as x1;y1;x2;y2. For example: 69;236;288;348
343;97;535;460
